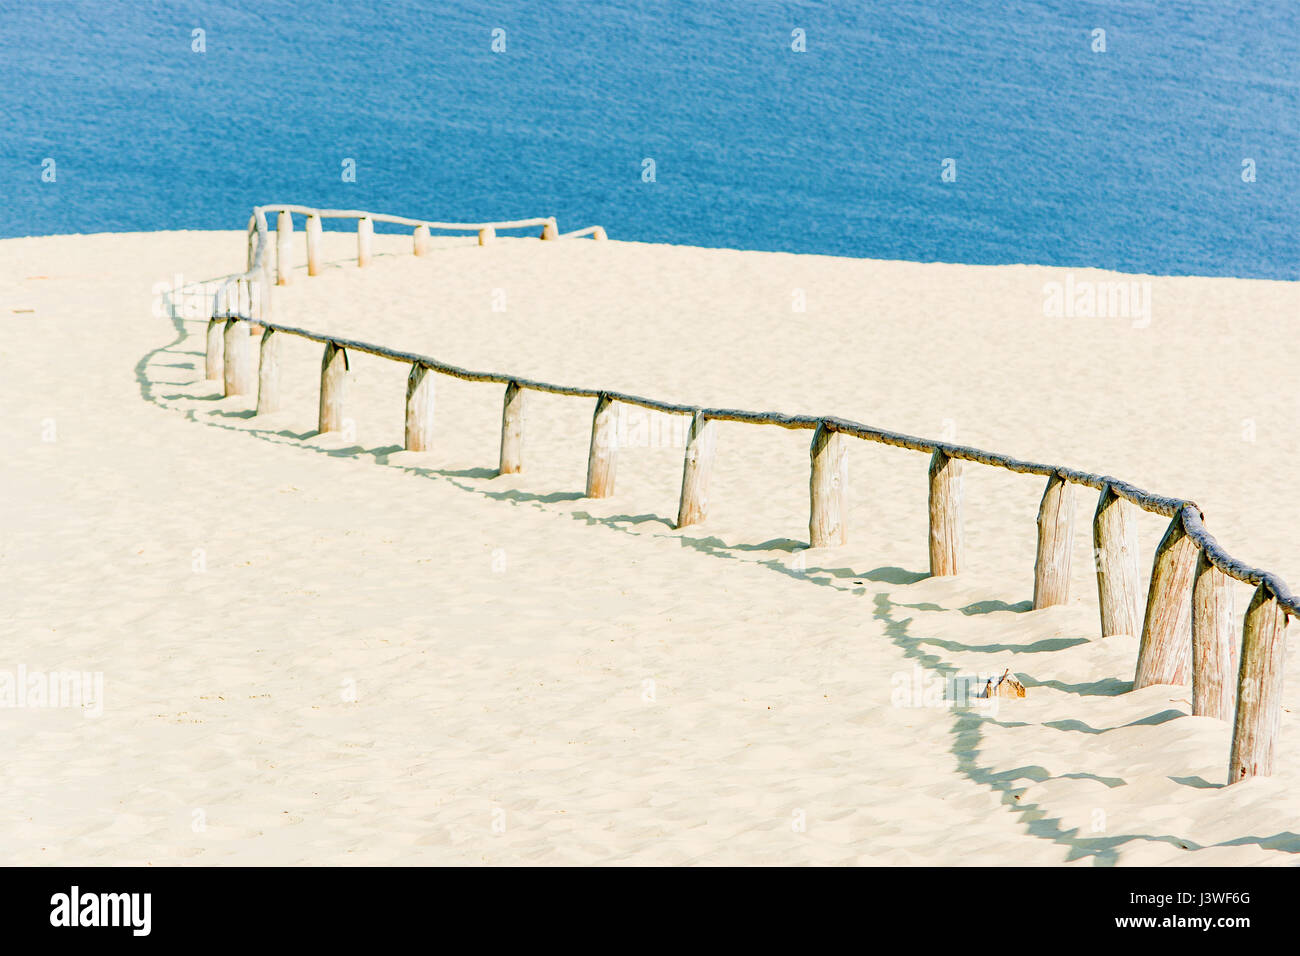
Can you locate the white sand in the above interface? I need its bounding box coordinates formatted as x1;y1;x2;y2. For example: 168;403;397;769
2;228;1297;865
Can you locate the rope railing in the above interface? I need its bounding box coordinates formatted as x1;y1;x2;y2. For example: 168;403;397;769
201;203;1292;786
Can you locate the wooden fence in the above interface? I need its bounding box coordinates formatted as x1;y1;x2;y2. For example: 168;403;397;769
204;204;1294;787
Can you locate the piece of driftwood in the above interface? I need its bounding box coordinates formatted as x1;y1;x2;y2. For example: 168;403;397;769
1093;483;1141;638
256;327;282;415
222;318;254;397
404;363;435;451
305;213;322;276
1134;514;1198;688
318;342;349;433
413;224;431;256
1033;474;1077;608
586;393;617;497
276;210;293;285
808;423;847;547
1192;549;1236;720
927;449;962;576
981;669;1026;699
357;217;373;268
1227;585;1288;782
676;411;718;529
498;381;524;475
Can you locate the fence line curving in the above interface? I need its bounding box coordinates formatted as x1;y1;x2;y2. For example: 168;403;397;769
202;204;1293;786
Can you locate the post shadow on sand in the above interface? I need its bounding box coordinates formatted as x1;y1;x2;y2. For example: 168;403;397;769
135;287;1297;865
916;634;1093;657
960;598;1033;615
1043;709;1184;736
571;511;676;531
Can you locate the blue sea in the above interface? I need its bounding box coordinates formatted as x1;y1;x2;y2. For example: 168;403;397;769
2;0;1296;278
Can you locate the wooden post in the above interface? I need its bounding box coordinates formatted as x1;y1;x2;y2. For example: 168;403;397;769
318;342;349;433
1133;512;1198;688
1227;586;1288;782
256;327;282;415
243;277;263;334
478;226;495;246
541;218;559;240
276;210;293;285
498;381;524;474
306;213;322;276
259;244;275;322
205;319;224;381
593;227;608;241
1093;484;1141;638
927;450;962;576
1192;551;1237;720
1032;475;1076;608
413;224;431;256
585;393;617;498
808;422;847;548
357;217;373;267
404;363;435;451
222;319;253;397
205;286;226;381
676;411;718;529
245;277;262;333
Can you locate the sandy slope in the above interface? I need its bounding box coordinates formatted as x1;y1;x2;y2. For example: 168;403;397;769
1;227;1297;865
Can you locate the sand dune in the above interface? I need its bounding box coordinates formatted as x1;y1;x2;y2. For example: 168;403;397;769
1;228;1297;865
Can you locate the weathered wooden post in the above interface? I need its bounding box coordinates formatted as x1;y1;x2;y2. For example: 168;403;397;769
1033;474;1076;608
1093;484;1141;638
1133;511;1198;688
585;393;617;497
244;277;263;334
205;284;226;381
1193;550;1236;719
259;236;275;323
541;218;559;240
809;422;847;547
222;319;254;397
1227;586;1288;782
498;381;524;474
357;217;373;267
478;226;495;246
404;363;435;451
306;213;322;276
413;224;431;256
205;319;225;381
256;327;282;415
927;450;962;576
276;210;293;285
592;227;608;241
245;277;263;332
318;342;349;433
676;411;718;529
